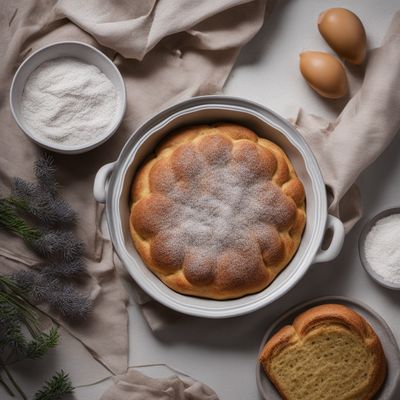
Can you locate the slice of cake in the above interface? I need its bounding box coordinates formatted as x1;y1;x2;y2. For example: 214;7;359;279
259;304;386;400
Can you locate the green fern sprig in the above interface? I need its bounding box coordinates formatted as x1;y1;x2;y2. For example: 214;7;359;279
0;199;41;244
26;327;59;359
0;275;74;399
33;370;73;400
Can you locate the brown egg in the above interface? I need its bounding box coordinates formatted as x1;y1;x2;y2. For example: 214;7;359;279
318;8;367;65
299;51;348;99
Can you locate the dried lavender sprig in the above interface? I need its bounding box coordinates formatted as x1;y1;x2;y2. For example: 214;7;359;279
12;272;92;322
11;178;76;227
47;284;93;322
28;274;52;304
10;178;36;202
34;154;58;196
40;259;86;279
43;196;76;226
12;270;47;304
11;270;35;293
31;231;84;262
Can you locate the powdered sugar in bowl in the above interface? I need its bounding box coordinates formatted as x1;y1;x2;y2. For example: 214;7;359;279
10;41;126;154
359;208;400;290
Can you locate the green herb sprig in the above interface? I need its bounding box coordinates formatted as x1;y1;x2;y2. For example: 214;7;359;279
0;199;40;244
0;275;74;400
33;371;73;400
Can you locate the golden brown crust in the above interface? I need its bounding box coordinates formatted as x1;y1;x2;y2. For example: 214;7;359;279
129;123;306;299
259;304;387;400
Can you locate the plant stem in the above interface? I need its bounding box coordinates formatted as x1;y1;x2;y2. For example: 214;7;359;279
0;359;27;400
0;373;15;397
0;198;40;243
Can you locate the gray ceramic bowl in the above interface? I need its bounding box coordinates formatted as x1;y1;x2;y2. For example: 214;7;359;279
359;208;400;290
10;41;126;154
257;296;400;400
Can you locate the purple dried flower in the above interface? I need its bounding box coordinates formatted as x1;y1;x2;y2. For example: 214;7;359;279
12;270;36;292
11;177;36;200
11;268;92;322
31;231;84;261
34;154;58;195
5;155;93;322
47;284;93;322
37;195;77;227
41;259;86;279
12;270;52;305
30;274;55;303
49;197;76;226
11;177;76;227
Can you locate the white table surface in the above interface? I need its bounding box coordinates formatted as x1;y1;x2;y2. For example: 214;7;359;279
4;1;399;399
126;2;400;399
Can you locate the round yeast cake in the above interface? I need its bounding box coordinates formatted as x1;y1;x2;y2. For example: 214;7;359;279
129;123;306;299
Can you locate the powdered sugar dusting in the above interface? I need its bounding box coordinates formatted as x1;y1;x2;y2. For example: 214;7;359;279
21;57;118;146
365;214;400;284
135;139;298;276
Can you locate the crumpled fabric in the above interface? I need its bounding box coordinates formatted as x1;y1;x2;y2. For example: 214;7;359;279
0;0;267;376
292;10;400;233
100;369;219;400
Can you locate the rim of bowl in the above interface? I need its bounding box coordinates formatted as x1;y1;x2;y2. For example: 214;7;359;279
9;41;126;154
358;207;400;290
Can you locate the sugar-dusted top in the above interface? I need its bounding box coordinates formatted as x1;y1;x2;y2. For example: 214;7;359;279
130;123;306;299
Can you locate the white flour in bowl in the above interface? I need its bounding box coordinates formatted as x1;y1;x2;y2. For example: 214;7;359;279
364;213;400;284
21;57;118;146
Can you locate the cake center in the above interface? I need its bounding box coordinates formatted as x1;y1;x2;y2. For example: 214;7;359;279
168;160;293;254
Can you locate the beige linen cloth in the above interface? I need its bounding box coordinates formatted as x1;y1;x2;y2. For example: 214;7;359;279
100;369;219;400
293;11;400;233
1;0;400;397
0;0;266;395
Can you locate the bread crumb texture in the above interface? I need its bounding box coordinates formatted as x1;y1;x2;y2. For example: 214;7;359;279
260;304;386;400
270;327;375;399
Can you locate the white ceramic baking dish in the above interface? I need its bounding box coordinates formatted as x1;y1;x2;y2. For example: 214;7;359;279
93;96;345;318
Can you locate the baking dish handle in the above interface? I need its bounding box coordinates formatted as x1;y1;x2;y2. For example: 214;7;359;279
314;215;345;264
93;162;116;203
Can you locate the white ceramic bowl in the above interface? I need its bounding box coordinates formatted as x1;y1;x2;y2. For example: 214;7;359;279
94;96;345;318
10;41;126;154
358;208;400;290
